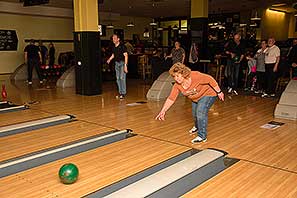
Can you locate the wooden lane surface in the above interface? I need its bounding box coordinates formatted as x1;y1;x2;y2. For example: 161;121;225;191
0;121;113;162
0;135;190;198
25;91;297;173
5;80;76;105
0;108;53;127
4;79;297;196
183;161;297;198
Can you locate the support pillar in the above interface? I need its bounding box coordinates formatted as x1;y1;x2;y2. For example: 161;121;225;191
189;0;208;60
73;0;101;95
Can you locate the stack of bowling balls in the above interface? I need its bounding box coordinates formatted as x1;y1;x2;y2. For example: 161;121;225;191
59;163;79;184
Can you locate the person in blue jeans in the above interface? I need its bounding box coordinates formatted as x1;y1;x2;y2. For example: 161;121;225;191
155;63;224;144
107;34;128;99
224;33;245;95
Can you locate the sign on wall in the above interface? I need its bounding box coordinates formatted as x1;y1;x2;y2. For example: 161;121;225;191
0;30;18;51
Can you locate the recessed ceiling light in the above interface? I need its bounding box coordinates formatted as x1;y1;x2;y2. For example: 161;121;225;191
127;22;135;27
272;3;287;7
106;24;114;29
150;21;157;26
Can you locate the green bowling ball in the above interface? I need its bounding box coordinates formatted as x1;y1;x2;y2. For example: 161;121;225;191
59;163;79;184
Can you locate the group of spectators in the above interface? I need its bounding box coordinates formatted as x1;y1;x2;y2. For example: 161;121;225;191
99;32;297;99
218;33;296;97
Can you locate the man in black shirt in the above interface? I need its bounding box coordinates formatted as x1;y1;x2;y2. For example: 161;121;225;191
38;40;48;65
48;42;55;67
24;39;43;85
107;34;128;99
225;33;245;95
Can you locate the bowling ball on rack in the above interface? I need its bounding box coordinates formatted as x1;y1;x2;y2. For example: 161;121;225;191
58;163;79;184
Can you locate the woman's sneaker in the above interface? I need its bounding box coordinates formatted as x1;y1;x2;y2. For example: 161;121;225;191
119;95;124;99
189;126;197;134
116;95;125;99
191;136;207;144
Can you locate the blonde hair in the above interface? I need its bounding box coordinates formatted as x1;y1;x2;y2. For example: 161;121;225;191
169;62;191;78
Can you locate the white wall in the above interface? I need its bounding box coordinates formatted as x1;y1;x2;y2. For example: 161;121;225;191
0;12;74;73
0;2;152;74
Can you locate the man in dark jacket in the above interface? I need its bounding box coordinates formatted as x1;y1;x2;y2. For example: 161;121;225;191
24;39;43;84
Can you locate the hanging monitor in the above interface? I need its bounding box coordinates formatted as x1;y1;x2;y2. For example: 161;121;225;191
23;0;49;7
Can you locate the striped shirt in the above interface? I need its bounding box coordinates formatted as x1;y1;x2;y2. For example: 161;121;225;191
168;71;218;102
171;47;185;64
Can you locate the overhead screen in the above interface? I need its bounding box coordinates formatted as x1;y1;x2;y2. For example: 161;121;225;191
23;0;49;6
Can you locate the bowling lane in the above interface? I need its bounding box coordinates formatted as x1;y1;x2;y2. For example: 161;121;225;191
0;121;113;162
0;136;190;198
0;108;53;127
182;161;297;197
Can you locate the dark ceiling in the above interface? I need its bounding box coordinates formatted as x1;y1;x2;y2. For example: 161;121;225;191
0;0;296;17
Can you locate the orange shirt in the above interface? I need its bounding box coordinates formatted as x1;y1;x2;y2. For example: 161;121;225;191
168;71;218;102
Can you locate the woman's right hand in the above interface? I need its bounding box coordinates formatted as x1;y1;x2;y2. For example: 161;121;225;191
155;111;166;121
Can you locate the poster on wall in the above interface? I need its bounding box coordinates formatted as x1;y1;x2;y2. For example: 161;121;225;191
0;30;18;51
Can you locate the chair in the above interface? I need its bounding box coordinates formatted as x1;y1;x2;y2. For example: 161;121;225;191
145;64;152;80
199;59;211;73
137;55;147;80
275;68;292;92
151;56;163;80
213;56;225;86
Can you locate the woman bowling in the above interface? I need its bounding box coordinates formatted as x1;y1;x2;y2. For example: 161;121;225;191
155;63;224;143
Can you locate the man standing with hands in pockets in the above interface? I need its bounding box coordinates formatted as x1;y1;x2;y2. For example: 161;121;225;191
262;37;280;98
107;34;128;99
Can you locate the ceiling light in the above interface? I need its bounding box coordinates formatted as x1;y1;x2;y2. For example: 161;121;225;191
150;21;157;26
150;19;157;26
106;24;114;29
157;27;163;31
251;17;261;20
251;11;261;20
272;3;287;7
172;25;178;30
268;8;287;13
127;22;135;27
